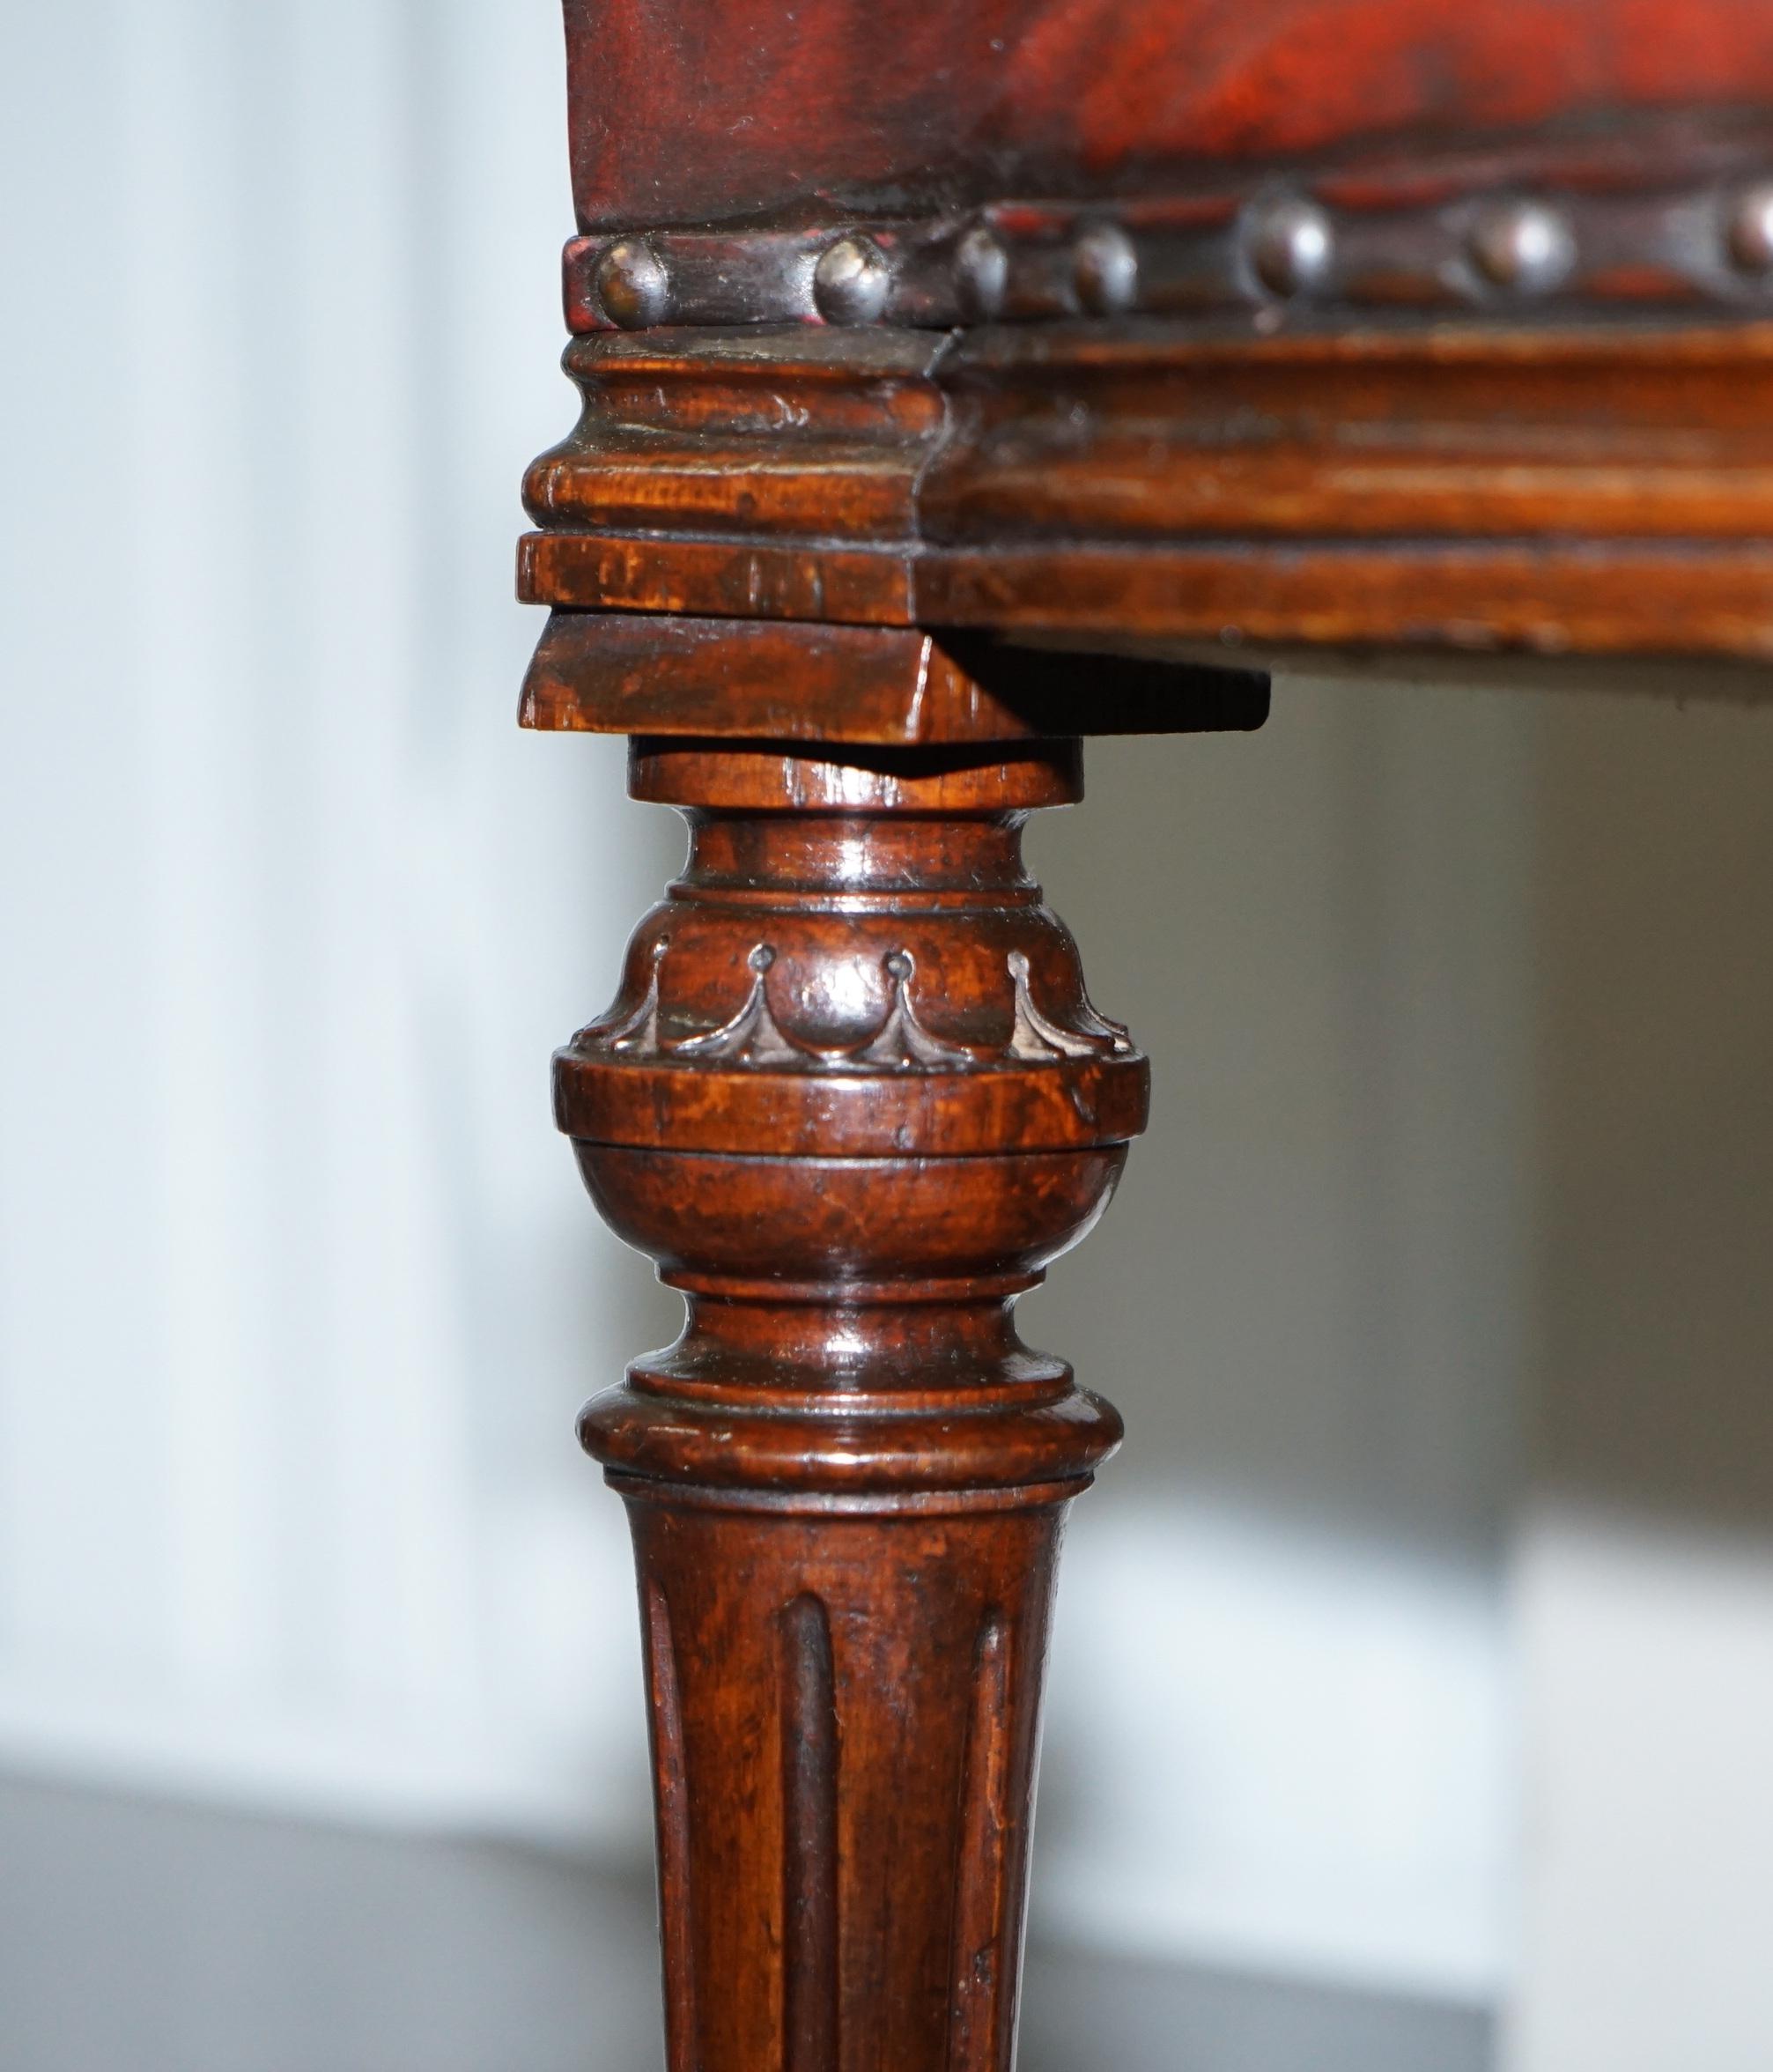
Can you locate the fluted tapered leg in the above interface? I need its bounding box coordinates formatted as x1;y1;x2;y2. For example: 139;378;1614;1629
557;736;1145;2071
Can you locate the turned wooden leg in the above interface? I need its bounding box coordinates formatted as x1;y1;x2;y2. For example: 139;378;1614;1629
556;734;1146;2070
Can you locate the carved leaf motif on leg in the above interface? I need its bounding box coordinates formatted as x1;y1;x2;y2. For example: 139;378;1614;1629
1075;995;1136;1054
842;950;979;1069
1006;949;1119;1061
581;936;668;1053
580;940;1132;1069
671;943;804;1062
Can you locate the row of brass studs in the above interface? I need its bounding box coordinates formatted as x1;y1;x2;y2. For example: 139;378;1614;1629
567;180;1773;332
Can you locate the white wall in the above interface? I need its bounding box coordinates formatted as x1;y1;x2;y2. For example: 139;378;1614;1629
0;0;668;1850
1505;691;1773;2071
1512;1510;1773;2071
1031;695;1530;2002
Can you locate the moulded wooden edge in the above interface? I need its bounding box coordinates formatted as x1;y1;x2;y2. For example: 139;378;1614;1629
517;317;1773;664
521;610;1269;742
521;532;1773;660
553;1047;1151;1156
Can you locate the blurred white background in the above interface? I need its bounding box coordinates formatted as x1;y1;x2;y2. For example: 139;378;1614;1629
0;0;665;1851
3;4;1771;2069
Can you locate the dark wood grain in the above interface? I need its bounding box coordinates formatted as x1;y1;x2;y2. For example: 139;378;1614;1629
522;612;1269;742
527;5;1773;2067
566;740;1138;2069
521;322;1773;662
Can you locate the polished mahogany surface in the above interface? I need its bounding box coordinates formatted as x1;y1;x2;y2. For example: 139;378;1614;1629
528;0;1773;668
522;4;1773;2066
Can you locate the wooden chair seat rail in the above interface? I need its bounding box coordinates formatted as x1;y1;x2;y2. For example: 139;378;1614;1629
519;4;1773;2063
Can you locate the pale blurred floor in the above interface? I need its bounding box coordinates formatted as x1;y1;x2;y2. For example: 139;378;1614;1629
0;1772;1493;2071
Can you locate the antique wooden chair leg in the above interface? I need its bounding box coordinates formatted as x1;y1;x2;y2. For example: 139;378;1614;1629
514;0;1773;2052
554;731;1148;2070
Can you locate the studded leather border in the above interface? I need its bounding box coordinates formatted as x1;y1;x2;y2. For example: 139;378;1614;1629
565;174;1773;333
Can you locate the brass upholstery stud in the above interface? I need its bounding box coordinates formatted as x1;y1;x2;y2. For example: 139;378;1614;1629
595;237;671;327
1247;194;1335;296
1725;181;1773;272
955;226;1010;320
1074;222;1140;314
814;234;894;323
1467;197;1577;292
